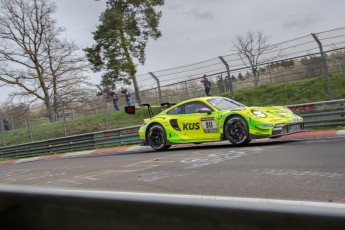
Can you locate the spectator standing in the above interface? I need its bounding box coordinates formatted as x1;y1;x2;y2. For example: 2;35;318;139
3;118;10;131
107;88;120;111
121;87;131;106
201;74;211;96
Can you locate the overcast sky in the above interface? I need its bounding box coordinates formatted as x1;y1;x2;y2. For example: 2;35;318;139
1;0;344;102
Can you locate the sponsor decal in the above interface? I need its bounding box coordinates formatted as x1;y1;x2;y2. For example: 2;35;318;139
201;117;219;133
178;138;219;142
182;123;200;130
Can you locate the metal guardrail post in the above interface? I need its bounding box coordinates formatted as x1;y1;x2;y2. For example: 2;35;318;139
311;33;333;100
54;94;68;137
96;85;110;130
219;56;234;99
0;113;6;147
148;72;162;104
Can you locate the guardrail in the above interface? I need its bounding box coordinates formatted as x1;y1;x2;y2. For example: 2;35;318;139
1;99;345;159
0;126;141;159
287;99;345;128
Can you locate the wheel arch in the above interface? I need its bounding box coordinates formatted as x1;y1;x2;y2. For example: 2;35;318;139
145;122;164;142
222;113;252;146
145;122;172;151
222;113;248;133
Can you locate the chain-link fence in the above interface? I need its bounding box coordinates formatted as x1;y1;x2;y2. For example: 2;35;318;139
135;27;345;105
1;27;345;147
0;91;138;146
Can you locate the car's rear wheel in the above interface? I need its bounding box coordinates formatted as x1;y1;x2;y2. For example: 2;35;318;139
147;124;171;151
224;116;251;145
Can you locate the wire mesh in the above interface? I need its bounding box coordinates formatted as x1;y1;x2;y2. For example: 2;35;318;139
1;27;345;147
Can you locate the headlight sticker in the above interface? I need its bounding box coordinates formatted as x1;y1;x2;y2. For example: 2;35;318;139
201;117;219;133
290;117;300;123
251;109;267;118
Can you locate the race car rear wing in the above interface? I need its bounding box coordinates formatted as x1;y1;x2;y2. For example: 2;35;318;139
161;102;175;107
142;104;153;118
125;103;175;118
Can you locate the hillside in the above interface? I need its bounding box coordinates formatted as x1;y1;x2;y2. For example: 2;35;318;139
221;72;345;106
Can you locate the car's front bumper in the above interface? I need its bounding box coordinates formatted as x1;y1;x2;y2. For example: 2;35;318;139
270;123;304;137
249;122;304;139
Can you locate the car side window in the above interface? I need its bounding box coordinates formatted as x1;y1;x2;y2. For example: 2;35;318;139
166;106;181;115
182;102;211;114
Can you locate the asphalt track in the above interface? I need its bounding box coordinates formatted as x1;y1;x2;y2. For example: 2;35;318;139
0;130;345;204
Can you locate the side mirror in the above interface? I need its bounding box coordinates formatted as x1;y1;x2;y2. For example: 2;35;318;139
125;106;135;114
197;107;212;115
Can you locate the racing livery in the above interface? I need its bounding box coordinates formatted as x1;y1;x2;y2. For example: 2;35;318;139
130;97;304;151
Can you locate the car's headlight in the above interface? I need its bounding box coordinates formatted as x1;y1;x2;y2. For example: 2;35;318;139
251;109;267;118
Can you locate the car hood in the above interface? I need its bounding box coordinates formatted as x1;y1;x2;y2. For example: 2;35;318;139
239;106;303;123
247;106;303;123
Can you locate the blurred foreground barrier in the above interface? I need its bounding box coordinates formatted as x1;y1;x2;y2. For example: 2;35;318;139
0;185;345;230
0;126;141;158
287;99;345;128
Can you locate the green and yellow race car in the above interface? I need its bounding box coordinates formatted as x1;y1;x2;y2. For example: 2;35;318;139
127;96;304;151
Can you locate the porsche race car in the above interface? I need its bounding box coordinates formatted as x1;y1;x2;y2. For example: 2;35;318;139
126;97;304;151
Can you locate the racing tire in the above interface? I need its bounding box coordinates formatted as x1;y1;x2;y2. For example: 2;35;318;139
224;116;251;146
147;124;171;151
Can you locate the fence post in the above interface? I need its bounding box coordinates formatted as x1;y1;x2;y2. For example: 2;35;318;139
184;81;189;99
22;104;34;142
267;65;273;83
219;56;234;99
0;113;7;147
148;72;162;104
96;85;110;130
311;33;333;100
54;94;68;137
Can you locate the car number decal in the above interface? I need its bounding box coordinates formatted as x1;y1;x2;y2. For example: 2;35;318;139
201;117;219;133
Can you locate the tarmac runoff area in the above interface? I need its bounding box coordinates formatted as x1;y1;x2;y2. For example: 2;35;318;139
1;129;345;166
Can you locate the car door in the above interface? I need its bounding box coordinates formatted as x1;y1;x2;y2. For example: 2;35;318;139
176;101;221;142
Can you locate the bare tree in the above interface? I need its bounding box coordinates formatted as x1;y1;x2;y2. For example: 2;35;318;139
233;31;271;87
0;0;90;122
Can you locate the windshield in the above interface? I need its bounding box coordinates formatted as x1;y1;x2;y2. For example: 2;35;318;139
207;98;246;111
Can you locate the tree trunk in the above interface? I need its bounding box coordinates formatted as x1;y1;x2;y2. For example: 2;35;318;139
44;98;55;122
252;68;259;87
131;74;142;106
119;29;142;105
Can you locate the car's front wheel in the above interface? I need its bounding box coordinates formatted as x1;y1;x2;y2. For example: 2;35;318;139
147;124;171;151
224;116;251;146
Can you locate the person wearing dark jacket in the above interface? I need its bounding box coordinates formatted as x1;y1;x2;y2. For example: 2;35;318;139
121;87;131;106
107;88;120;111
201;74;211;96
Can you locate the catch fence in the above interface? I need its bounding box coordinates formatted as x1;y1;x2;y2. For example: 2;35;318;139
1;27;345;147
